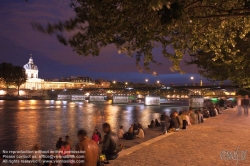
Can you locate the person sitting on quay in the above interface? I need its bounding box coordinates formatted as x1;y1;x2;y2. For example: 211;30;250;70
214;105;219;115
95;128;102;140
56;137;63;149
138;123;145;134
31;144;42;165
74;129;99;166
197;110;204;124
148;120;155;128
118;125;124;139
136;125;145;138
43;149;54;166
60;141;71;163
155;119;161;127
203;108;210;118
102;123;119;160
0;153;9;166
133;122;139;133
127;124;135;140
177;111;183;129
168;111;180;133
180;110;188;129
214;105;221;114
186;111;192;127
92;129;101;144
189;110;198;125
208;106;216;117
65;135;72;149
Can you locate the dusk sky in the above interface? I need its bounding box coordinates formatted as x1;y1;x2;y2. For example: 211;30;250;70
0;0;209;85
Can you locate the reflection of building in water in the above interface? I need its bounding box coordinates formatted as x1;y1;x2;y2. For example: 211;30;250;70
20;55;96;90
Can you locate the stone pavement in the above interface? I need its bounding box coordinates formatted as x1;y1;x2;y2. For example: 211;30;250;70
109;108;250;166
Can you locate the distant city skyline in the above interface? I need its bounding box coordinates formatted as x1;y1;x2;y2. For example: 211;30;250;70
0;0;211;85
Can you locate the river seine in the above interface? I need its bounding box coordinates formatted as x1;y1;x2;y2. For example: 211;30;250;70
0;100;188;151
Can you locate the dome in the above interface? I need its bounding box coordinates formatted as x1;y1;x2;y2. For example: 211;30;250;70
23;57;38;70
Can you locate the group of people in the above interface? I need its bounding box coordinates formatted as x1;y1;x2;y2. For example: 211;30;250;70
118;122;145;140
72;123;121;165
150;109;205;134
15;123;120;166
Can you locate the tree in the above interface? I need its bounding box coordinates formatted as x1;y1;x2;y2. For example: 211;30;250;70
0;63;15;90
13;66;27;96
0;63;27;95
32;0;250;73
187;32;250;88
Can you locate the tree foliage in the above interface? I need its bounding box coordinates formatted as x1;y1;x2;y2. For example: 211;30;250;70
0;63;15;90
0;63;27;94
32;0;250;73
187;32;250;88
13;66;27;95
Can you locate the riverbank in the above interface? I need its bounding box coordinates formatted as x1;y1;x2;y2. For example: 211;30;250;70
109;107;250;166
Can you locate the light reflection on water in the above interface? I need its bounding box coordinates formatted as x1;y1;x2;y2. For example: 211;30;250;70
0;100;188;151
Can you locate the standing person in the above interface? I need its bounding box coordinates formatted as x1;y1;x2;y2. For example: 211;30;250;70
237;95;242;116
73;129;99;166
243;95;249;116
218;97;225;113
102;123;119;160
160;112;167;134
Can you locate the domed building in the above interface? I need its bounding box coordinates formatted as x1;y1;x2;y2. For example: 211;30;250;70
24;56;39;79
19;55;96;91
21;55;44;90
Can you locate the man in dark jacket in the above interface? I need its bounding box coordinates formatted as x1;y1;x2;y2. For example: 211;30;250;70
160;112;169;134
242;95;249;116
102;123;119;160
218;98;225;113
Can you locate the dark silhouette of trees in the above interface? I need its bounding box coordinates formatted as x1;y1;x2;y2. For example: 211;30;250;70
0;63;27;95
32;0;250;73
13;66;27;96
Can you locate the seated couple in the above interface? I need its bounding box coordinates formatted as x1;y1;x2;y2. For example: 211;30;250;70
122;124;145;140
148;119;161;128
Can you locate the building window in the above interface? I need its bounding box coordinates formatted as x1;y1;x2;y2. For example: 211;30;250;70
31;73;33;78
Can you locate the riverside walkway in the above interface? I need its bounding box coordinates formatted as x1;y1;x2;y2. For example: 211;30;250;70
110;108;250;166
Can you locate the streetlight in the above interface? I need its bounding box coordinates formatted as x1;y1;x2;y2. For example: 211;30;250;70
145;79;148;83
190;76;194;85
113;81;116;84
157;80;160;84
